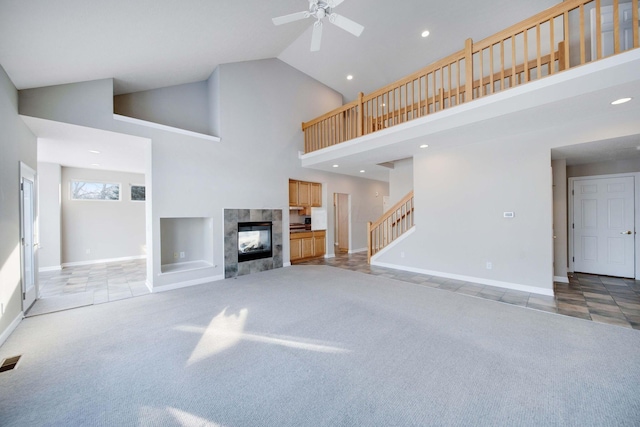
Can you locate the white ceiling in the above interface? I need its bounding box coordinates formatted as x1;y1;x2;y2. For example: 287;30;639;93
3;0;639;177
0;0;558;99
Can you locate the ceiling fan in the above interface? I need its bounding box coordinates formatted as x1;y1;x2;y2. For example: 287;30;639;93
272;0;364;52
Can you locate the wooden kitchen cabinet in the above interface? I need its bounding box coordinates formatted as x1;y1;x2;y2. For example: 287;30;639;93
290;230;326;262
289;180;299;206
290;238;302;261
289;179;322;208
311;183;322;207
301;236;314;258
298;181;311;206
313;230;326;257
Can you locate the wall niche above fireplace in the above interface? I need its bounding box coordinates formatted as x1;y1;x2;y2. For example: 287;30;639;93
224;209;282;278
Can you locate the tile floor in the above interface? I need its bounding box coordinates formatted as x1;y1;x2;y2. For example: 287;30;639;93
38;255;640;330
297;252;640;330
38;259;149;304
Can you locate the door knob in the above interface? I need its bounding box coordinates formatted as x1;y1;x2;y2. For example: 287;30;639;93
620;230;633;235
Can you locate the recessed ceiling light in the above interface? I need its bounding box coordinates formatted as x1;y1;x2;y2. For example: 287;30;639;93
611;97;632;105
89;150;100;154
421;30;430;38
420;144;429;148
332;164;339;168
346;75;353;80
91;163;100;166
360;170;365;173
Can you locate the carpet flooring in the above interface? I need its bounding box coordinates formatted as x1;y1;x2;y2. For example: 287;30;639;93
1;266;639;426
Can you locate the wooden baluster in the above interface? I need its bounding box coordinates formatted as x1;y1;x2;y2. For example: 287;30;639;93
595;0;602;59
579;4;586;64
367;221;372;263
523;29;529;82
564;11;570;70
511;35;517;86
489;44;494;94
499;41;505;90
550;17;555;74
613;0;620;54
357;92;364;137
536;24;542;79
465;38;473;102
634;0;639;48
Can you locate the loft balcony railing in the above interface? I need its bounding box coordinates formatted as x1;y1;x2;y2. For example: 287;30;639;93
302;0;640;153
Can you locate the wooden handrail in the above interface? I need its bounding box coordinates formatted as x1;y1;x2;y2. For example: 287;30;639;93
302;99;359;130
367;191;414;263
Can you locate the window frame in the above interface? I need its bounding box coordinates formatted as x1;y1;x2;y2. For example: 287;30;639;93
69;180;122;202
130;184;146;202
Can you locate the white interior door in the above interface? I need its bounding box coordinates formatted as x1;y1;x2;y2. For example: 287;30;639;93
590;3;639;59
20;162;38;310
573;176;635;278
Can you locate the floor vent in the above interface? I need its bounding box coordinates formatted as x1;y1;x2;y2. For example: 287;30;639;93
0;355;22;373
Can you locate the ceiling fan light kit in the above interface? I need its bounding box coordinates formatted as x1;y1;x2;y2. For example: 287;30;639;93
272;0;364;52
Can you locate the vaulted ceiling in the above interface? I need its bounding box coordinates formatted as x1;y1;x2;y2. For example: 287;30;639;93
0;0;558;101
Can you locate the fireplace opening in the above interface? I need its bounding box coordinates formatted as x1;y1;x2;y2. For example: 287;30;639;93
238;222;272;262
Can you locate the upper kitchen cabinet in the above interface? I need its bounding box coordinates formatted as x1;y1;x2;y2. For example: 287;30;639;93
289;179;322;208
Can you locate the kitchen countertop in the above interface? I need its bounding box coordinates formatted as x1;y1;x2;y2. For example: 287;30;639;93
290;229;325;234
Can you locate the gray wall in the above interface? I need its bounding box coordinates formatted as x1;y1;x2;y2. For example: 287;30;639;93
37;162;62;270
567;158;640;178
114;81;210;135
18;59;388;290
388;158;414;206
375;136;554;294
0;64;37;336
61;167;146;264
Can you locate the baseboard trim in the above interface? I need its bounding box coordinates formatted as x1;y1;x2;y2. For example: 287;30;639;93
62;255;146;268
152;275;224;293
39;266;61;272
348;248;367;254
371;261;555;296
0;311;24;347
283;262;292;267
324;254;335;259
554;275;570;284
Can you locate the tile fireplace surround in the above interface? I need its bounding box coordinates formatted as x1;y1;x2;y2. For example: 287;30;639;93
224;209;283;278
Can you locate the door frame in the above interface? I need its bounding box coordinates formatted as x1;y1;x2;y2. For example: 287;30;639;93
19;161;39;311
333;193;351;254
568;172;640;279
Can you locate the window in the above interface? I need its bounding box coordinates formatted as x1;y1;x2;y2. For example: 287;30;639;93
70;181;120;201
131;185;145;201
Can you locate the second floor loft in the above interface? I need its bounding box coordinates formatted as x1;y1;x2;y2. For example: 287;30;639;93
301;0;640;158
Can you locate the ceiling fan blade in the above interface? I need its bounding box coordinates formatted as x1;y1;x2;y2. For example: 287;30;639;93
310;22;323;51
329;14;364;37
272;11;309;26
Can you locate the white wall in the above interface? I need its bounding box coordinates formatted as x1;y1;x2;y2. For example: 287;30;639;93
61;167;146;264
374;137;554;295
388;158;414;206
38;162;62;270
0;63;37;339
114;81;210;135
552;159;568;280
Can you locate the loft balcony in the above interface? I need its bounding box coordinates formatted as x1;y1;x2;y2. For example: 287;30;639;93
299;0;640;178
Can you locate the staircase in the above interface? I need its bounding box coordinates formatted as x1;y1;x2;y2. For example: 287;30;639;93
367;191;414;263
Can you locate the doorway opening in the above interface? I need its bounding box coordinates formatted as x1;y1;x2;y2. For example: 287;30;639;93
334;193;350;254
20;162;38;312
569;173;638;279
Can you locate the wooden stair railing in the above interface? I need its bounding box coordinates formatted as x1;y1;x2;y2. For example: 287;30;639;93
302;0;640;153
367;191;414;263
